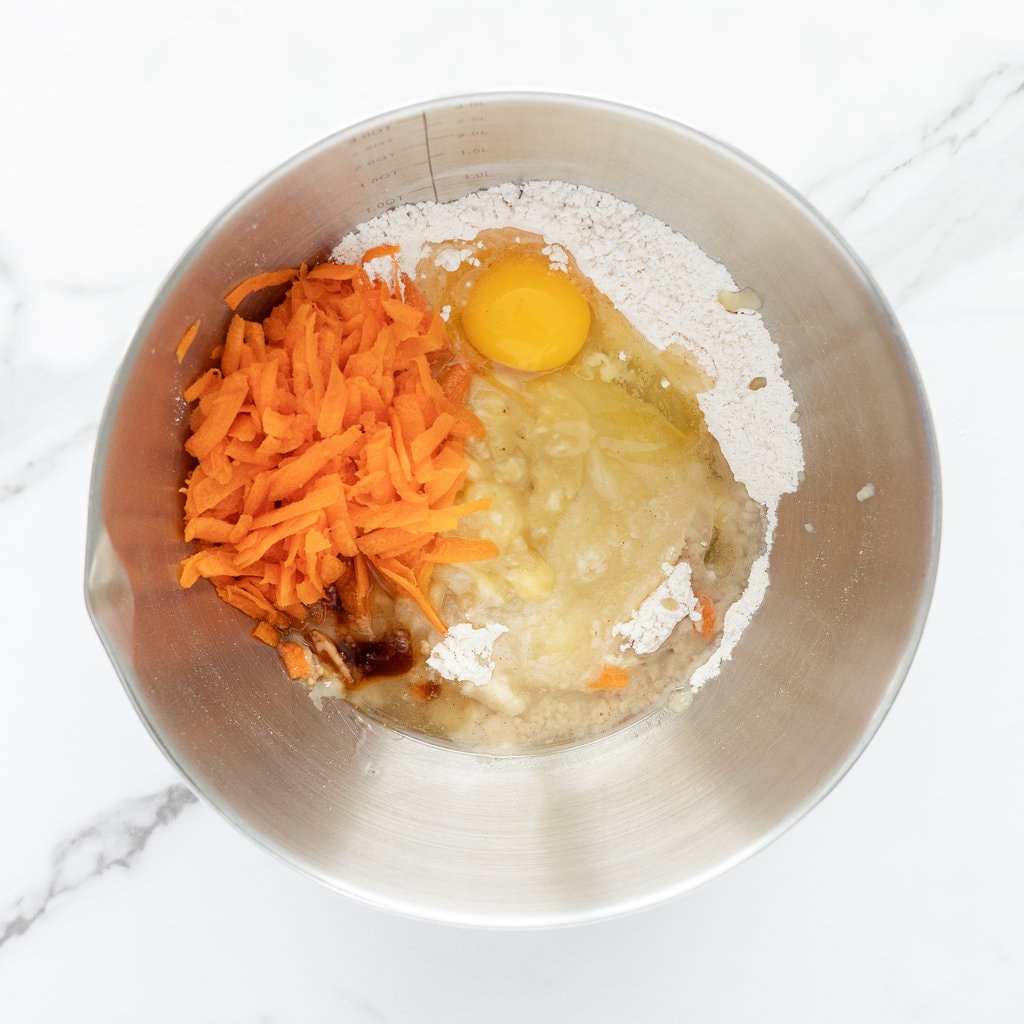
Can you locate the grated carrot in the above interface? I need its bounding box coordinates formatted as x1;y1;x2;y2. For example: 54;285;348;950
224;267;300;311
251;619;281;647
587;665;630;690
697;593;716;641
178;253;492;644
278;640;311;679
176;320;201;363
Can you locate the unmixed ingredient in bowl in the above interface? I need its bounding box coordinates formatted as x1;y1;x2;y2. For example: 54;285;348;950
177;181;804;752
177;253;492;635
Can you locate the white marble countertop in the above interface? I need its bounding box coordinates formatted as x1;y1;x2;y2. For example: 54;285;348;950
3;1;1023;1019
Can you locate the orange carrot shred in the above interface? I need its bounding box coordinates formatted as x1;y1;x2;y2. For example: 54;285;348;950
424;536;499;563
588;665;630;690
697;594;716;641
224;268;300;311
176;320;201;363
306;262;362;283
251;620;281;647
360;244;401;263
278;641;311;679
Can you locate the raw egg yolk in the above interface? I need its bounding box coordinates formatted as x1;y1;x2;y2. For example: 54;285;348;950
460;255;591;372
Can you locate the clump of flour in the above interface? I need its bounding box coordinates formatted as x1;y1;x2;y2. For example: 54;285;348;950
332;181;804;696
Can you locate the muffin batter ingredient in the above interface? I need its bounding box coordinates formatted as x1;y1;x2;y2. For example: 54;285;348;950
177;253;495;644
460;251;591;370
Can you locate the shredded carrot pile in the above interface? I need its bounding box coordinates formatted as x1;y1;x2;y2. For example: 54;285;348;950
177;251;498;638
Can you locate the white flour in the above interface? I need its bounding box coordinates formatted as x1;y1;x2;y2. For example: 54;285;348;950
614;561;701;656
332;181;804;699
426;622;507;689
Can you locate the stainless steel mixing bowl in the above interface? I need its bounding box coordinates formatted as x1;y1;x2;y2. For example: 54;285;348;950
85;93;940;926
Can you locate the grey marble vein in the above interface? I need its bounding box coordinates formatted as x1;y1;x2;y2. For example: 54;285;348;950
807;63;1024;218
335;990;392;1024
0;333;127;501
804;62;1024;305
0;257;153;496
0;419;97;501
0;784;197;952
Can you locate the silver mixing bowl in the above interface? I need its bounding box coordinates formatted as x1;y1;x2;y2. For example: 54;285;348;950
85;93;940;926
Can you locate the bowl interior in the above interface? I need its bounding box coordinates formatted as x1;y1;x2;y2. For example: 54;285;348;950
85;94;939;926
